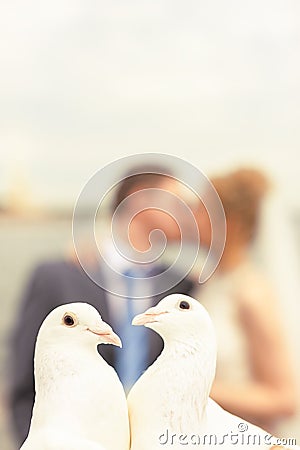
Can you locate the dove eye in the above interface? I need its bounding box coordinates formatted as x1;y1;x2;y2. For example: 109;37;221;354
179;300;190;310
62;313;77;327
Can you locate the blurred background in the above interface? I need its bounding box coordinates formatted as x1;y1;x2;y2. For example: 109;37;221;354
1;0;299;448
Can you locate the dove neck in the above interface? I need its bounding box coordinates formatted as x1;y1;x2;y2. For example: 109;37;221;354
34;340;102;390
162;332;216;362
160;338;216;405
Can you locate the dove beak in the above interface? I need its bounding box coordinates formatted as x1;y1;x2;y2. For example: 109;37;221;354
88;323;122;347
132;307;168;326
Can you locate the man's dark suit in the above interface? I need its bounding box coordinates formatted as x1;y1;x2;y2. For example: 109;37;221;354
9;259;194;447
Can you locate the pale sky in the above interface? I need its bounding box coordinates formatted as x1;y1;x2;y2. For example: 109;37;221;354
1;0;299;209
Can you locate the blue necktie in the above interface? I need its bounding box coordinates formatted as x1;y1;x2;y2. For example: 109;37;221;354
115;269;149;392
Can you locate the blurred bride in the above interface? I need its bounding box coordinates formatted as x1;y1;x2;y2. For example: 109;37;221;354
193;167;297;434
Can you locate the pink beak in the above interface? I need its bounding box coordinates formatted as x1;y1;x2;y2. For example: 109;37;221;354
88;322;122;347
132;306;168;326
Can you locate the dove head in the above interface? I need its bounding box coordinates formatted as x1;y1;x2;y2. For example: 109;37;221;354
132;294;216;352
37;302;122;349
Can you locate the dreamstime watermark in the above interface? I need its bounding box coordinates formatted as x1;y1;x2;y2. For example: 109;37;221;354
72;153;226;298
158;424;297;447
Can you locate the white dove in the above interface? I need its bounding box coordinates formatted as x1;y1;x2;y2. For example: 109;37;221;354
128;294;299;450
21;302;130;450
